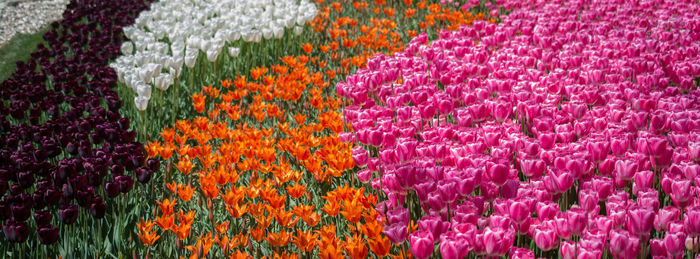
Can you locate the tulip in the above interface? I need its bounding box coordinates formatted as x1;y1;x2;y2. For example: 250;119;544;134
654;206;680;232
59;204;79;225
578;189;599;213
649;238;667;257
626;206;655;236
509;200;529;224
670;178;692;208
384;223;408;244
560;241;575;259
3;220;29;243
37;225;59;244
439;231;468;259
409;230;434;259
684;206;700;236
609;229;630;256
487;162;509;186
509;247;534;259
533;226;558;251
566;207;587;236
664;231;686;257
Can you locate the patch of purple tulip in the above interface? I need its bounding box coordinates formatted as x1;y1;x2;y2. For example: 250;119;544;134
0;0;157;245
338;0;700;258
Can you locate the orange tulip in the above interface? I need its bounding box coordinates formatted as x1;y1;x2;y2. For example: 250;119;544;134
367;235;391;258
174;223;192;240
190;91;206;113
322;197;341;217
340;199;363;223
161;128;176;143
145;141;161;158
345;234;368;258
175;157;195;175
157;198;176;215
185;232;214;258
136;219;160;246
318;236;343;259
250;225;266;242
292;229;318;252
178;184;195;202
160;144;175;160
177;210;196;227
215;221;229;235
225;203;247;218
286;184;306;199
228;250;250;259
274;209;299;228
266;230;290;247
155;214;176;231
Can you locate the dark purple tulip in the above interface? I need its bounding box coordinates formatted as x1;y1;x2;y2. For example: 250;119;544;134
3;219;29;243
90;197;106;219
111;164;124;175
58;205;78;225
135;168;153;183
116;175;133;193
0;200;10;221
104;181;120;198
37;225;59;245
0;179;7;195
146;158;160;171
33;210;52;226
43;187;61;206
10;202;31;222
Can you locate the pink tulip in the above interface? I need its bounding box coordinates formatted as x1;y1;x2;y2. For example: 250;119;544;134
684;206;700;236
615;159;638;181
533;225;558;251
567;207;587;236
509;247;534;259
409;230;434;259
560;241;575;259
439;232;468;259
536;201;559;220
654;206;681;232
486;162;509;186
650;238;667;258
670;178;692;208
483;227;513;257
626;206;655;236
418;214;450;240
509;199;530;224
665;231;687;257
520;158;545;179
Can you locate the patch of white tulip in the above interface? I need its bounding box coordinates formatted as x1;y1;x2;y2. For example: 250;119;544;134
109;0;317;111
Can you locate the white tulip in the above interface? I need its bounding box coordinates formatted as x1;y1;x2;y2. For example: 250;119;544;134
185;51;197;68
136;83;152;99
134;96;149;111
228;47;240;58
121;42;133;55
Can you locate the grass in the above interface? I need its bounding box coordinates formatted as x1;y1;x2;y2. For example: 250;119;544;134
0;25;48;83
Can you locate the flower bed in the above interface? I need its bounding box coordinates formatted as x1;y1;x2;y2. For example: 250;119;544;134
0;0;156;256
339;0;700;258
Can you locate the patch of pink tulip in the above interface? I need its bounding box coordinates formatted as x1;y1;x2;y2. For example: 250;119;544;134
338;0;700;258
